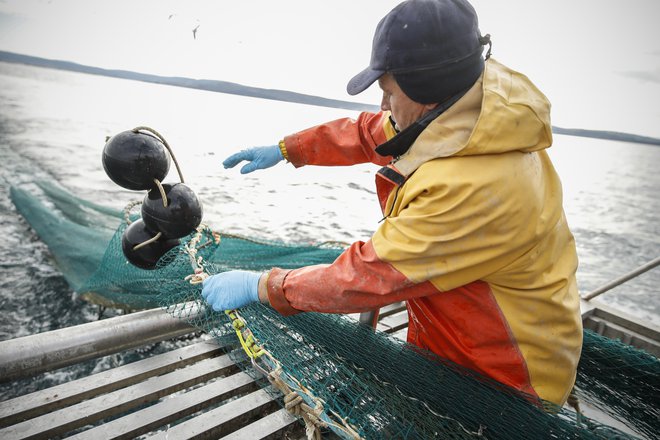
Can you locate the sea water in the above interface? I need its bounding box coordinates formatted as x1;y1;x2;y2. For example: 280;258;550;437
0;61;658;396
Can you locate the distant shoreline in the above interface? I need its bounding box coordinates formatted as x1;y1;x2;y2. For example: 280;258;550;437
2;50;659;147
549;127;660;146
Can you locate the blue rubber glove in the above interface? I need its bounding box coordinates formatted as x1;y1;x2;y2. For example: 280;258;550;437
223;145;283;174
201;270;261;311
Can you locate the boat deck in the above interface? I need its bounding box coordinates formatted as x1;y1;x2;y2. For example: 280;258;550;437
0;303;411;440
0;301;657;439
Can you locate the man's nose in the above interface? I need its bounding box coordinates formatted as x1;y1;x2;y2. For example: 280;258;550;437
380;97;390;112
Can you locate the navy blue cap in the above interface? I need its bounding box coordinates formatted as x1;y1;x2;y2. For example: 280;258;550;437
347;0;489;104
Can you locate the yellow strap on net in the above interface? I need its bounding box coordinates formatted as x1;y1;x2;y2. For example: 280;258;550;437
226;310;265;359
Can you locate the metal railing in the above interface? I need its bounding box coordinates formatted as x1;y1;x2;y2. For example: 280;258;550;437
0;307;196;383
582;256;660;301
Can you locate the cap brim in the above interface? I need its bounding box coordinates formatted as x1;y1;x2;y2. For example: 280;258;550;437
346;66;385;96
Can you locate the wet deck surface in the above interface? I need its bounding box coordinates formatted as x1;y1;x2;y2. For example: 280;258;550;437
0;337;302;439
2;300;655;439
0;303;409;439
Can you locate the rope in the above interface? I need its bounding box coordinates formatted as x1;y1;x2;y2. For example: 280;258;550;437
567;391;581;414
566;388;584;426
133;231;162;250
153;178;168;208
267;366;332;440
255;350;362;440
123;200;142;225
132;126;186;184
183;225;218;285
180;226;361;439
123;199;169;253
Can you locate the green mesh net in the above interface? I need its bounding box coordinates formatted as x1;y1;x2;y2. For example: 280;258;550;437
575;331;659;439
10;181;659;439
10;181;343;310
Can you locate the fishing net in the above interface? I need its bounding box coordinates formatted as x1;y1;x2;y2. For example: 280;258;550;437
10;181;659;439
574;331;659;440
9;180;342;310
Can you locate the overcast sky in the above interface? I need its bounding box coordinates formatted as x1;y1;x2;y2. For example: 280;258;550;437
0;0;659;137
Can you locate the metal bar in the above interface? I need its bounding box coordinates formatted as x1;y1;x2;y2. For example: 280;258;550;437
0;305;198;383
377;310;409;334
221;408;300;440
66;371;257;440
0;340;221;428
591;304;660;340
582;256;660;301
0;355;237;440
377;302;407;319
358;309;380;329
583;315;660;357
147;387;281;440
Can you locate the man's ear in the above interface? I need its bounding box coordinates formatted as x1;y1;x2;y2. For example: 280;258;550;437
424;102;439;112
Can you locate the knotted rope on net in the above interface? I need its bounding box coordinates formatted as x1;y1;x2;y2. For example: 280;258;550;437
181;229;362;440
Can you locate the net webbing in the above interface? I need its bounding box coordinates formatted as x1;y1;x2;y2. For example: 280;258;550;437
10;182;659;439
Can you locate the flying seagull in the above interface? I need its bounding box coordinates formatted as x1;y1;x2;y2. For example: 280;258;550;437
192;24;200;39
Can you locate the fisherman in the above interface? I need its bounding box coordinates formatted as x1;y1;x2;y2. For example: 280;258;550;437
202;0;583;407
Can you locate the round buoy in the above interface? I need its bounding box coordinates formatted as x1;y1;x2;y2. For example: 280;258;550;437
141;183;203;239
102;130;170;190
121;219;180;269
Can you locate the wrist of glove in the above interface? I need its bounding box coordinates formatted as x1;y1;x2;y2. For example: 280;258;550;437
201;270;262;311
222;145;283;174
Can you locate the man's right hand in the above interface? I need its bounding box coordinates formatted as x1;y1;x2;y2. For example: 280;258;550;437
222;145;283;174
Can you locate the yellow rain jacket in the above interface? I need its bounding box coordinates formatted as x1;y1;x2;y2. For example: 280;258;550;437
266;59;583;406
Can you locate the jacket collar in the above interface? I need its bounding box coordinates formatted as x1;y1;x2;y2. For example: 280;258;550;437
374;88;468;159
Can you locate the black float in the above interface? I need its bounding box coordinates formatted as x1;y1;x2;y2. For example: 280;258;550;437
102;130;170;190
102;126;203;269
121;219;181;269
142;183;203;239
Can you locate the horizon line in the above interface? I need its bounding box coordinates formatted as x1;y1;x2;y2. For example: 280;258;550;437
1;50;659;147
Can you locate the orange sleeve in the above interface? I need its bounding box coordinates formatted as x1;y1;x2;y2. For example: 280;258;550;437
283;111;394;168
266;240;439;316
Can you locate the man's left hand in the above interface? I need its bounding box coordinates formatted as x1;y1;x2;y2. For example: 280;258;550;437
202;270;262;311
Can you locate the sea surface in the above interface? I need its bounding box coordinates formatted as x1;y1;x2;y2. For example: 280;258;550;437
0;61;659;396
